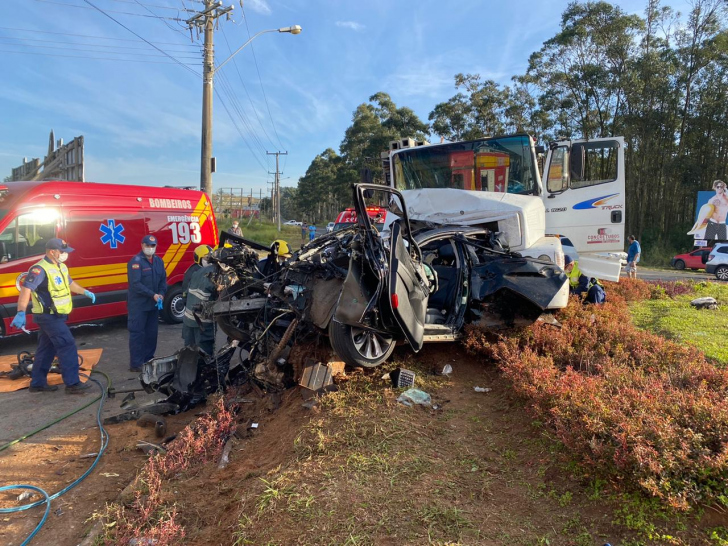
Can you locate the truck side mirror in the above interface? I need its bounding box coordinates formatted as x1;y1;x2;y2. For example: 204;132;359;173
570;143;586;182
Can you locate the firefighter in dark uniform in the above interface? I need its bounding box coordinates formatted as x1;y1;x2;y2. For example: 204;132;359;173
182;245;213;305
127;235;167;372
10;238;96;393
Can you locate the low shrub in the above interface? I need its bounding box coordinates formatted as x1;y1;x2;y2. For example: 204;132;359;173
464;292;728;511
102;396;237;545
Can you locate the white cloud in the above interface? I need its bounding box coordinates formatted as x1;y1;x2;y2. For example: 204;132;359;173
245;0;272;15
335;21;364;31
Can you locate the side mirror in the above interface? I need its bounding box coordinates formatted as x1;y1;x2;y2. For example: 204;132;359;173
570;143;586;181
363;188;374;199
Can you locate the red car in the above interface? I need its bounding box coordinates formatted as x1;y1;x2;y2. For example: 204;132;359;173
671;247;713;270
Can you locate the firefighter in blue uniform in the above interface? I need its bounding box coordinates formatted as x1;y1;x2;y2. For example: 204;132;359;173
127;235;167;372
10;238;96;393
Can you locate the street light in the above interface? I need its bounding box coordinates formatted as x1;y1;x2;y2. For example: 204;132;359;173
199;21;302;196
215;25;302;73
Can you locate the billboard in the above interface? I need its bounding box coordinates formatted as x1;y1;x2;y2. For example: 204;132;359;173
688;180;728;245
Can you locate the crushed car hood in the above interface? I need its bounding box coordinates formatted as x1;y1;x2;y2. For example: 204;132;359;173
399;188;546;250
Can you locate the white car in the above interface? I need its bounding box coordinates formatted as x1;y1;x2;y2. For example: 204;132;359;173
283;220;302;226
706;243;728;281
326;222;335;233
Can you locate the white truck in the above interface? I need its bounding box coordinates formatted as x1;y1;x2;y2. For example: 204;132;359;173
383;133;625;304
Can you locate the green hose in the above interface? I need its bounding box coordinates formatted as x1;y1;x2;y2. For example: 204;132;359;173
0;370;112;453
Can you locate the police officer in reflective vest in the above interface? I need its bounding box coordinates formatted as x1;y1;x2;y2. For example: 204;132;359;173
127;235;167;372
10;238;97;394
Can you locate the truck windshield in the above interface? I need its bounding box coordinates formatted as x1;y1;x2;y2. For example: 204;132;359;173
392;134;538;196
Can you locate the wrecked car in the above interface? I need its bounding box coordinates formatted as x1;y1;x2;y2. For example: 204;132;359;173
200;184;567;383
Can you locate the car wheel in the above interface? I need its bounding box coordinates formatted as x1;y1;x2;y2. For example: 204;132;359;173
673;259;685;270
328;320;395;368
161;285;184;324
716;266;728;281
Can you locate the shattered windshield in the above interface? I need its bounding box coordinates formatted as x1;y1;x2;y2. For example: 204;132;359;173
392;134;538;196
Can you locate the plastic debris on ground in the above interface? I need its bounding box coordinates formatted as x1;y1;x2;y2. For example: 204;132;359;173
690;296;718;310
439;364;453;376
383;368;416;388
397;388;431;407
474;386;492;393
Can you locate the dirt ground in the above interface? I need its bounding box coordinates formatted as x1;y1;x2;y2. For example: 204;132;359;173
4;342;728;545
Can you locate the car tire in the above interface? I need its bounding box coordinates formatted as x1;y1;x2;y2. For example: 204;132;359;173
161;285;184;324
328;320;395;368
716;266;728;281
673;259;685;270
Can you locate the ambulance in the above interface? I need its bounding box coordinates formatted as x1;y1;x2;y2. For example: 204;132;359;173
0;180;218;336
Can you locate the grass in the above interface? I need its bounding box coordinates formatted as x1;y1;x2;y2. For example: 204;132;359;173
217;218;308;251
630;282;728;365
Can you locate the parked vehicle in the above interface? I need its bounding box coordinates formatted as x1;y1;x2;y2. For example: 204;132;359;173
333;206;388;232
383;134;626;281
0;180;217;335
283;220;302;226
671;247;713;270
326;222;335;233
202;184;567;381
705;243;728;280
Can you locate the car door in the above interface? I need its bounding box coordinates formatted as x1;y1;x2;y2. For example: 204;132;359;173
387;221;429;351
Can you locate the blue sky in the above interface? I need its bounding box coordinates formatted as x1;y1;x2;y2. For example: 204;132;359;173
0;0;691;195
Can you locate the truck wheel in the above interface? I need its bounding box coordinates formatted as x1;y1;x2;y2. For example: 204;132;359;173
716;266;728;281
161;285;184;324
673;259;685;270
328;320;395;368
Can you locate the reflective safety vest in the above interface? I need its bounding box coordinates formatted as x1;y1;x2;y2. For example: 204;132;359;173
31;258;73;314
567;261;583;288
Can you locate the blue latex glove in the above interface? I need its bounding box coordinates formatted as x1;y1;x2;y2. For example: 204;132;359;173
11;311;26;329
156;298;163;310
84;290;96;304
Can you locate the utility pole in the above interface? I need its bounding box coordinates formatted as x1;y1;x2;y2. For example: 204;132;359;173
267;151;287;232
186;1;233;197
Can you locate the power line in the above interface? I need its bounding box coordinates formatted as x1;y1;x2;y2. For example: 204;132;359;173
216;72;268;155
220;26;278;151
0;25;198;46
34;0;186;20
131;0;194;41
95;0;194;11
241;6;285;150
0;48;198;64
1;42;201;59
215;89;269;172
81;0;200;78
0;36;200;53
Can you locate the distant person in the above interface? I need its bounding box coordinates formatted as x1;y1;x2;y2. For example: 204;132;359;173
308;223;317;242
229;220;243;237
626;235;641;279
127;235;167;372
301;223;307;244
10;238;96;394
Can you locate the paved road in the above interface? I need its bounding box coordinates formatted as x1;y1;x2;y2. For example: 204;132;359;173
622;267;716;282
0;318;224;447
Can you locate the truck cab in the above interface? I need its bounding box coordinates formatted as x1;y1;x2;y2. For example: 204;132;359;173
385;134;625;282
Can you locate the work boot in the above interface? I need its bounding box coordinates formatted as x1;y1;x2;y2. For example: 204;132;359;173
29;384;59;393
129;367;142;373
65;382;93;395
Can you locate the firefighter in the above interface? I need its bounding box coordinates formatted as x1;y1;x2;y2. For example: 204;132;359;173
10;238;96;393
127;235;167;372
182;245;213;304
257;239;292;278
182;260;216;355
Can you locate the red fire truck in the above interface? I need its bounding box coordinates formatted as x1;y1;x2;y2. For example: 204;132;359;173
332;206;388;232
0;180;218;335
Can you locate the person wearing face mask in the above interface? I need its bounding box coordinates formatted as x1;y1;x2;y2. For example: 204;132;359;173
10;238;96;394
229;220;243;237
126;235;167;372
181;250;217;355
182;245;213;306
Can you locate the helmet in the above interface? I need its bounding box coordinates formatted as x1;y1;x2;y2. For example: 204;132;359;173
271;239;291;258
194;245;213;264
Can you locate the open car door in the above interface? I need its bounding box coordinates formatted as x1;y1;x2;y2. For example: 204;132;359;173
542;137;625;281
387;220;429;351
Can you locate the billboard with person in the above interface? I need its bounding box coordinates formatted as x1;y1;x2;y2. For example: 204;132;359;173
688;180;728;245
